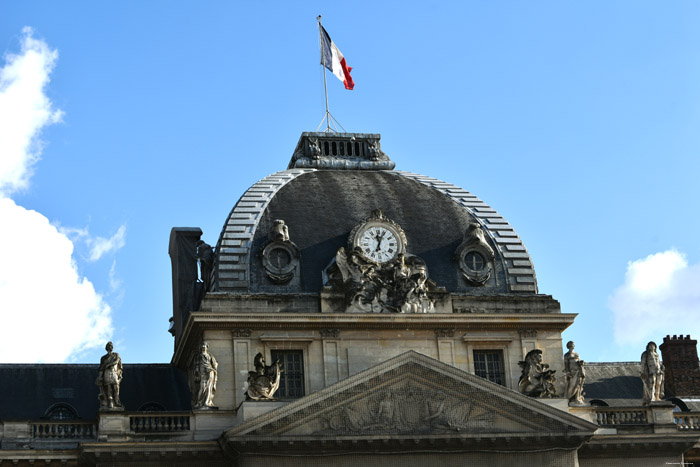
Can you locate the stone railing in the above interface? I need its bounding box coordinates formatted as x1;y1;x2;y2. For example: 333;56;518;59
129;413;191;433
674;412;700;430
594;407;649;426
31;421;97;439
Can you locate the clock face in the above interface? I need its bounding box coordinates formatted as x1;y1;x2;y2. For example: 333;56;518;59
358;226;401;263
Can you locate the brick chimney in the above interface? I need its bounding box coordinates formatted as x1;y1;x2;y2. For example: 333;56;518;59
659;335;700;397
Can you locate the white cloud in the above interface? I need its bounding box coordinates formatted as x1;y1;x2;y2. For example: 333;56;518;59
609;249;700;349
0;27;63;196
0;198;113;362
0;29;115;363
87;225;127;262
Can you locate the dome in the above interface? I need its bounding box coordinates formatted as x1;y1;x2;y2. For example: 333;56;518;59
213;133;537;296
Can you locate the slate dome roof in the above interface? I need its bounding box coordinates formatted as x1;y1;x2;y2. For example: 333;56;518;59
213;133;537;296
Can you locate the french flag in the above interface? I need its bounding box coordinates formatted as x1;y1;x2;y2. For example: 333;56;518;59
320;25;354;90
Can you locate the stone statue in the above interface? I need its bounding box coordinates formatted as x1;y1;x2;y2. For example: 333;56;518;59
641;341;665;404
332;248;435;314
246;353;282;400
270;219;290;242
195;240;215;291
518;349;556;398
96;341;124;410
564;341;585;405
189;342;218;409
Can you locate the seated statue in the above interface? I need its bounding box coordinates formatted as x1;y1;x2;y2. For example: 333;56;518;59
564;341;585;404
518;349;556;397
246;353;282;400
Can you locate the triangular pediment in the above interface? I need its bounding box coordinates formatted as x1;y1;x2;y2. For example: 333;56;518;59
224;351;597;443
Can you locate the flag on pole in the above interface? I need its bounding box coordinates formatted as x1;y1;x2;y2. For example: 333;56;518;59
319;25;354;90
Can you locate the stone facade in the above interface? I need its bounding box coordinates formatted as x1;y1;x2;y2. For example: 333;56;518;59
1;132;699;465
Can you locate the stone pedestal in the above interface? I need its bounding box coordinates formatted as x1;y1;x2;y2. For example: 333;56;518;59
649;401;677;433
192;410;238;441
97;411;130;442
236;401;288;425
539;398;570;412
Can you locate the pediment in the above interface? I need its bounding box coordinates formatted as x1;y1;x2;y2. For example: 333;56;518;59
224;351;597;442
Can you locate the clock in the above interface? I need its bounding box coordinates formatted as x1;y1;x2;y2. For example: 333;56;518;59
348;210;407;264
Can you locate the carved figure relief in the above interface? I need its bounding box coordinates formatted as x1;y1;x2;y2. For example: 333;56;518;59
189;342;218;409
564;341;585;405
325;210;438;313
318;383;494;435
518;349;556;398
641;341;665;404
261;219;300;284
332;248;436;313
456;222;495;286
246;353;282;401
96;341;124;411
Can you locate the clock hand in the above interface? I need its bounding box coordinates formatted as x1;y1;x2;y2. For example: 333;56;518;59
374;231;386;251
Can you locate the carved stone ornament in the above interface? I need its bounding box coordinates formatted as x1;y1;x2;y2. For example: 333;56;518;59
317;381;494;435
564;341;586;405
518;349;556;398
96;341;124;411
189;342;218;410
319;328;341;339
641;341;665;404
456;222;495;286
232;328;253;338
518;329;538;339
327;249;437;314
324;211;438;313
246;353;282;401
261;219;300;284
288;133;396;170
434;329;455;338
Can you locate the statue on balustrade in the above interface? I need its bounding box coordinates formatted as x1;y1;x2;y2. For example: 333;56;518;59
518;349;556;398
190;342;218;409
96;341;124;410
641;341;665;404
246;353;282;400
564;341;585;405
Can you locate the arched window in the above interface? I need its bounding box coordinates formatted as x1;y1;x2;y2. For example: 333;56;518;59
137;402;166;412
589;399;609;407
43;403;79;420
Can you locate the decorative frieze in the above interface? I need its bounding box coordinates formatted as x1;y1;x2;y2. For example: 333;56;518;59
434;329;455;339
518;329;538;338
232;329;253;338
319;328;341;339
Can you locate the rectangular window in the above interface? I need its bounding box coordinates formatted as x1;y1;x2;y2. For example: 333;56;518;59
473;350;505;386
271;350;305;399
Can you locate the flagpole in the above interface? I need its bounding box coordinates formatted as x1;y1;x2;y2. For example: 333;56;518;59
317;15;332;132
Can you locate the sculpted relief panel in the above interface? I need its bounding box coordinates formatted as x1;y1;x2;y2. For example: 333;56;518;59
317;382;495;435
324;210;442;314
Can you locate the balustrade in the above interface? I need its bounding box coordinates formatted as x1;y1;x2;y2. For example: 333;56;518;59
31;422;96;439
129;413;191;433
594;407;649;426
674;412;700;430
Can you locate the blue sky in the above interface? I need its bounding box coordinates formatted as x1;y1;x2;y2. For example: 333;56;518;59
1;2;699;364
